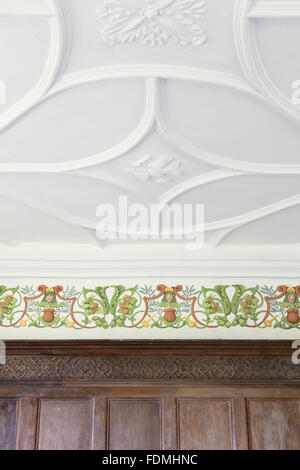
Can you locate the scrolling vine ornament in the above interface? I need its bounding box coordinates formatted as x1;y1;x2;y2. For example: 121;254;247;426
97;0;207;47
23;285;76;326
264;285;300;326
1;283;300;330
143;284;196;326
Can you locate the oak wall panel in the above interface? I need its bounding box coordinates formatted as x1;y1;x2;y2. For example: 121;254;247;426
178;399;234;450
108;399;162;450
37;399;93;450
0;399;18;450
247;399;300;450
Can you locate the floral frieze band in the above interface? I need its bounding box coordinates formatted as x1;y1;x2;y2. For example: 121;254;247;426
0;284;300;330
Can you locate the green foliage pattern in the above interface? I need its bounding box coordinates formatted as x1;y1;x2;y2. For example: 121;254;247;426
0;284;299;329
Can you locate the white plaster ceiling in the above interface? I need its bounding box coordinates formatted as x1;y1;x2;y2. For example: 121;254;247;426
0;0;300;267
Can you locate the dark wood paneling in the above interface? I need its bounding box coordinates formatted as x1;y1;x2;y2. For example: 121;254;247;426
5;340;294;356
0;399;18;450
2;355;300;383
178;399;234;450
1;341;300;450
247;399;300;450
16;396;38;450
2;386;300;450
37;399;93;450
108;399;162;450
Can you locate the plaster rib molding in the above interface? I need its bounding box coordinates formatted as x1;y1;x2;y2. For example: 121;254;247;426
1;70;299;175
49;65;261;98
159;169;245;205
3;187;299;237
0;2;299;253
0;0;69;133
0;73;262;174
209;226;241;248
249;1;300;18
0;78;158;172
97;0;207;47
156;85;300;174
0;63;262;172
167;194;300;234
0;170;149;234
234;0;300;125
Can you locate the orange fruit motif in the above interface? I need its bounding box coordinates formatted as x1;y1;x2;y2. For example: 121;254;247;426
287;309;300;324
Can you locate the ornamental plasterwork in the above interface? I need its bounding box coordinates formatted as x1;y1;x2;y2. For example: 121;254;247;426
97;0;207;47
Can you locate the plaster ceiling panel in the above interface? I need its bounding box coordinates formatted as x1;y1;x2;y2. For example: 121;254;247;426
0;196;92;246
220;204;300;246
0;79;145;163
86;129;217;203
64;0;243;77
170;174;300;224
163;79;300;166
253;18;300;100
0;17;50;113
0;173;142;226
0;0;299;281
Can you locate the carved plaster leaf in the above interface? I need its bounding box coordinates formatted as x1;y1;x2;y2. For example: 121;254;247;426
125;154;183;182
97;0;207;47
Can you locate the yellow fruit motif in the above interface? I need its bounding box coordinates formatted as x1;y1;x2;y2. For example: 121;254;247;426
264;316;278;328
142;319;151;328
66;320;74;328
20;319;28;327
188;321;196;328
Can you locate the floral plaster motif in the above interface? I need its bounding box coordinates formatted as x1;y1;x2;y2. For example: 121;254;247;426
0;284;300;330
125;154;183;183
97;0;207;47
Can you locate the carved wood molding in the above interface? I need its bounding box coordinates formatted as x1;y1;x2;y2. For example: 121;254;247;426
2;341;298;384
1;354;300;383
4;340;295;356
